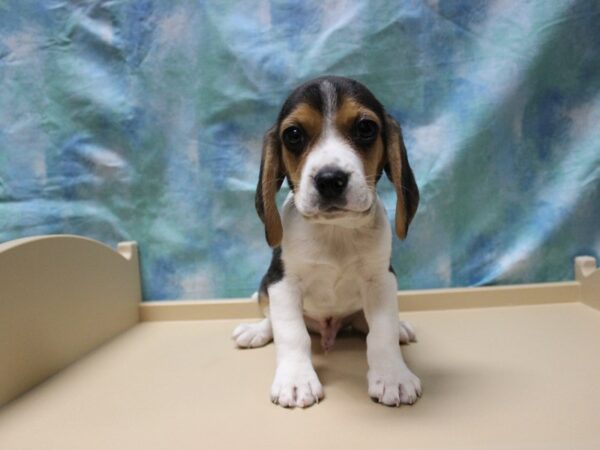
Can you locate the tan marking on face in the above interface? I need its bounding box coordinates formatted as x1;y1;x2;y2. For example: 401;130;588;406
279;103;324;188
334;97;385;188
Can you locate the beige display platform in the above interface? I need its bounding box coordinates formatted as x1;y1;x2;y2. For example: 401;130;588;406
0;235;599;450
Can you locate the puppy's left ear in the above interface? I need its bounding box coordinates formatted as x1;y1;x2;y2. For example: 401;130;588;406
384;113;420;240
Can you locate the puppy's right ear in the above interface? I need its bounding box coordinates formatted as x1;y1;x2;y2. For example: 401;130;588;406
255;125;285;247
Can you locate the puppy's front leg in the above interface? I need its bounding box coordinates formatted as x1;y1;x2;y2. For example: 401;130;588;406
269;278;324;408
363;272;422;406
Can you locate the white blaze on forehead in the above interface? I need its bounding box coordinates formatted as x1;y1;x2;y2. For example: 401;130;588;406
319;80;337;123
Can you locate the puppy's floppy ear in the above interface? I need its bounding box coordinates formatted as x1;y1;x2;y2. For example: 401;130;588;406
255;125;285;247
383;113;420;240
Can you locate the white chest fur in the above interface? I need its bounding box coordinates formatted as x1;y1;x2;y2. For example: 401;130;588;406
280;194;393;319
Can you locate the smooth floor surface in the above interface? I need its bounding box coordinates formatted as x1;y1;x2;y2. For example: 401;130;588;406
1;303;600;450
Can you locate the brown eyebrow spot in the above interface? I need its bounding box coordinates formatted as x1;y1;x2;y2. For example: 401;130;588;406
280;103;323;140
334;97;381;133
334;97;385;188
279;102;324;189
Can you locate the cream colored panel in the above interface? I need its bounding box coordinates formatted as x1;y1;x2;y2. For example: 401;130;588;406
576;256;600;311
0;235;141;406
139;281;580;321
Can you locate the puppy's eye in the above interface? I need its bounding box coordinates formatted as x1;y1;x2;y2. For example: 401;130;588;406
282;126;305;153
354;119;378;144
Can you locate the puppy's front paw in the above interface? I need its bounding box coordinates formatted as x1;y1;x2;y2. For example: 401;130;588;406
368;366;422;406
271;362;324;408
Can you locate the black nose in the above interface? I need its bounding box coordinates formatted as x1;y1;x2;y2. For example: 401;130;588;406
314;169;349;199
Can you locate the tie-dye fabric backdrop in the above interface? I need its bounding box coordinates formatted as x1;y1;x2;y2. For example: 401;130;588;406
1;1;599;300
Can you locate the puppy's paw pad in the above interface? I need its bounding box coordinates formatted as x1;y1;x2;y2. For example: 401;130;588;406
368;368;421;406
399;320;417;344
232;322;272;348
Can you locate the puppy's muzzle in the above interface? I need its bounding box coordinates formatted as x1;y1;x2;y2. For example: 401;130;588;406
314;168;349;203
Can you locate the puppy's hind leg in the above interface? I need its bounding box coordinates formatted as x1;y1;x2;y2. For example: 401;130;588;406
232;292;274;348
233;318;273;348
351;310;417;344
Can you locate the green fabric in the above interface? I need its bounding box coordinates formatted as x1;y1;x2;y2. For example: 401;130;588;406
0;1;598;299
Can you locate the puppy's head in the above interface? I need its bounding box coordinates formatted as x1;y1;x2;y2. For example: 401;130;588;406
256;76;419;247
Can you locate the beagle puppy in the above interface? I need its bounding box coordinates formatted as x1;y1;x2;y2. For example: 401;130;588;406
233;76;421;408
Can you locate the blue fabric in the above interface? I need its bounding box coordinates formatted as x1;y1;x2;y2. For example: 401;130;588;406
1;1;599;300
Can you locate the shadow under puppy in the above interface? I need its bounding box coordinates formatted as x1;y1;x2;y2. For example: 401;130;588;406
233;76;421;408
